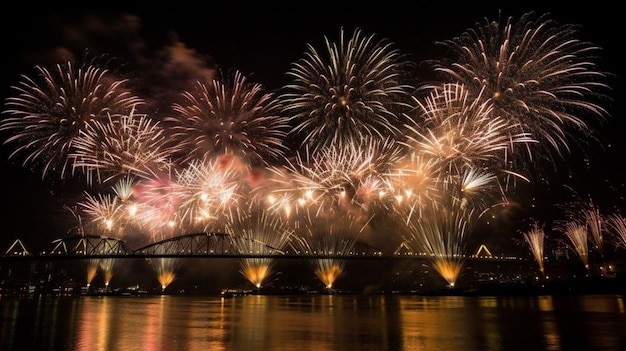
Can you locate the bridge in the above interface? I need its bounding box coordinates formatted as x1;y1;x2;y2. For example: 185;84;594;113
0;233;523;262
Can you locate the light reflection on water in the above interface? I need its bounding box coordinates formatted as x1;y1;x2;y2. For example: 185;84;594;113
1;294;625;351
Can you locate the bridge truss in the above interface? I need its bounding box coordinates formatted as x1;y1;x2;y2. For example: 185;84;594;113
1;233;519;261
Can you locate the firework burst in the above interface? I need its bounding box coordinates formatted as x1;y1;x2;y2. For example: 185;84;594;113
0;56;143;181
453;168;506;216
128;172;185;236
171;157;246;232
281;27;416;152
388;156;505;224
77;192;125;237
405;83;535;180
398;83;533;218
166;70;289;167
385;152;440;217
427;11;612;167
71;107;173;185
261;139;404;222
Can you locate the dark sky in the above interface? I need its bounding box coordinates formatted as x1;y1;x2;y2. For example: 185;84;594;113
0;2;623;254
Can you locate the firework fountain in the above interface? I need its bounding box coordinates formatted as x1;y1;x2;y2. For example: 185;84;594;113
607;213;626;250
289;211;372;291
560;222;590;273
398;200;472;288
226;207;292;289
582;201;608;275
85;259;99;292
521;222;546;277
150;254;180;293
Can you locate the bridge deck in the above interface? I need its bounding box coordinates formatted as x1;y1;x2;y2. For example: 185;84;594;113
1;234;523;262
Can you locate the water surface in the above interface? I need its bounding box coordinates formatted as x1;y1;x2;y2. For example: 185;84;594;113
1;294;625;351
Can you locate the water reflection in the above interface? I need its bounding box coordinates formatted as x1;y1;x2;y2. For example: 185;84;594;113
1;294;625;350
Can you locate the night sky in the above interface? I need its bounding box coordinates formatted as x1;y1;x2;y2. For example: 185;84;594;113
0;2;623;255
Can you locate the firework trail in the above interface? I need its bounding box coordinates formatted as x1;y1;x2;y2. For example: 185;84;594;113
166;69;290;167
397;166;499;222
521;222;546;276
226;207;292;288
71;106;173;185
426;11;612;170
281;27;416;153
69;174;170;240
72;172;175;240
112;176;143;219
112;175;135;202
582;204;611;275
452;168;507;218
0;55;143;182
